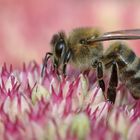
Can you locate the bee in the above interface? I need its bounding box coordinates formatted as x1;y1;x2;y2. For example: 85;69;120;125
41;27;140;104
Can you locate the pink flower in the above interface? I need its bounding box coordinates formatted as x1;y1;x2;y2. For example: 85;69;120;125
0;61;139;140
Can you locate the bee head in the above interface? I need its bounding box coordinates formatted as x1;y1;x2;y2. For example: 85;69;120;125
50;31;67;68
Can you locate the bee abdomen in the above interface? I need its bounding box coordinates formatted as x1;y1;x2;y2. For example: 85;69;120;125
120;57;140;99
117;47;136;70
127;77;140;99
120;56;139;79
104;42;136;70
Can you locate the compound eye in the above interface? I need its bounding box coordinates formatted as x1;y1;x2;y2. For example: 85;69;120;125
55;39;65;57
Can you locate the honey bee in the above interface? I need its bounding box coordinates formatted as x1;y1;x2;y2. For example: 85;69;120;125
41;27;140;103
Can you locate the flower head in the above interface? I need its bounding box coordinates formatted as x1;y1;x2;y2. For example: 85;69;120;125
0;61;139;140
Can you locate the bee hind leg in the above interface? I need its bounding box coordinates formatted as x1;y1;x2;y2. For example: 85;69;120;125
107;61;118;104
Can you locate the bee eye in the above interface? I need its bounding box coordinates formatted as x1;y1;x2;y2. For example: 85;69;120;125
55;39;65;57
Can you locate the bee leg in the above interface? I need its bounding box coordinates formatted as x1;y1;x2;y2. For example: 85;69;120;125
41;52;53;77
62;50;72;76
97;62;106;99
107;61;118;104
53;58;60;75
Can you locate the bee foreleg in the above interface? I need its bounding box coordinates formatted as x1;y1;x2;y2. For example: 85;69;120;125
97;62;106;99
53;58;60;75
62;50;72;76
107;61;118;104
41;52;53;77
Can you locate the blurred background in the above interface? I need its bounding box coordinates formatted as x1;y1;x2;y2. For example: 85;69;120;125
0;0;140;68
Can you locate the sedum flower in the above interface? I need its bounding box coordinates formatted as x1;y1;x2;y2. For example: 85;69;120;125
70;113;90;140
0;61;139;140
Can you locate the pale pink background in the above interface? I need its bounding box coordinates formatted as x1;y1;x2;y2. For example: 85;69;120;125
0;0;140;68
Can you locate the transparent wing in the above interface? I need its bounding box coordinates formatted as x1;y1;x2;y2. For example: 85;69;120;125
87;29;140;43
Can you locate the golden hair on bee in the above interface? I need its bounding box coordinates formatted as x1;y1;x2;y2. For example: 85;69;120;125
42;27;140;104
67;28;103;70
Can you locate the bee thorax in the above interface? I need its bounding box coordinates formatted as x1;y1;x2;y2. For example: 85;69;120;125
70;55;98;71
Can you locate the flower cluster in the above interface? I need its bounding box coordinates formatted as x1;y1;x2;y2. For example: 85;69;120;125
0;61;140;140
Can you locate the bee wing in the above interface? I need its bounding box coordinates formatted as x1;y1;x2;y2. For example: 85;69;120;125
87;29;140;43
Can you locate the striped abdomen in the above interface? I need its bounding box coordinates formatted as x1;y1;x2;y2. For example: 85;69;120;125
104;42;140;99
